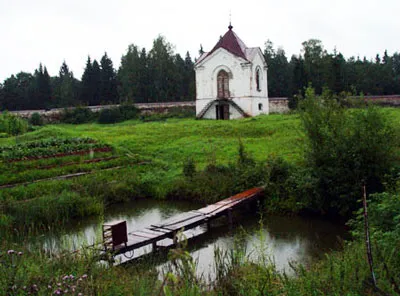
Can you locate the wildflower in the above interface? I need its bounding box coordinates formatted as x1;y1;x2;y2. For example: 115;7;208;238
81;274;88;279
7;250;15;255
64;289;68;293
57;283;62;287
11;285;17;290
54;289;61;295
63;275;69;281
69;274;75;280
18;251;23;256
48;285;52;289
78;293;83;296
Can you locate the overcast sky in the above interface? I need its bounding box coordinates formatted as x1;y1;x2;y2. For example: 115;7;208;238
1;0;399;82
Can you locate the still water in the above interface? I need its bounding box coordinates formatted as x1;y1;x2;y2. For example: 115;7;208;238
32;199;347;276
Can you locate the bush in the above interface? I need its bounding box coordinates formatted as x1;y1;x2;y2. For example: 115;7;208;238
0;111;28;136
61;107;95;124
98;104;139;124
118;104;139;120
98;108;122;124
29;112;44;126
182;157;196;179
299;87;397;216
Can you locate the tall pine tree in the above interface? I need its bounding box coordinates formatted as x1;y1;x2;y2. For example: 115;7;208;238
100;52;118;103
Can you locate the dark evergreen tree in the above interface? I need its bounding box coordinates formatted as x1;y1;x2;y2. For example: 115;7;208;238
91;60;101;105
100;52;118;103
80;56;93;105
290;55;307;96
263;40;291;97
173;53;185;101
32;64;52;109
184;51;195;100
80;57;101;105
53;61;79;107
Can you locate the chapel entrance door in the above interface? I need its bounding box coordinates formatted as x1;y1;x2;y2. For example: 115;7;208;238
216;103;230;120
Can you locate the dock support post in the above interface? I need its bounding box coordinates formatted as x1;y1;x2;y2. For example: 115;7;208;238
152;241;158;252
227;208;233;229
172;231;178;246
205;218;211;232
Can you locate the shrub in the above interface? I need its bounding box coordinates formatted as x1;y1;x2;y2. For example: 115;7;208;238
98;104;139;124
182;157;196;179
98;108;122;124
29;112;44;126
0;111;28;135
61;107;95;124
118;104;139;120
299;87;397;216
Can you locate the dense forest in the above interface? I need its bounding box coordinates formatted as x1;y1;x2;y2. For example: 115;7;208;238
0;36;399;110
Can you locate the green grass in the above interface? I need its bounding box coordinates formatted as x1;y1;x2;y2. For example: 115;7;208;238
0;114;304;180
1;109;400;295
2;109;400;228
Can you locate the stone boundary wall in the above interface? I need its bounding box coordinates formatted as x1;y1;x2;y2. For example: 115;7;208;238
361;95;400;106
269;97;290;113
10;102;197;121
12;95;400;122
9;99;291;121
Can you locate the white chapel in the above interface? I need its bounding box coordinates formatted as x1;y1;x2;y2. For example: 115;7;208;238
195;24;269;119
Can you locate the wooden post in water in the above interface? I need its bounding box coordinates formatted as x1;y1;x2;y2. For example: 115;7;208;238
172;231;178;246
205;218;211;232
152;241;158;252
227;208;233;229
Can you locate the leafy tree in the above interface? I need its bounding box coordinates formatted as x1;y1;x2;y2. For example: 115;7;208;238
148;35;176;102
301;39;325;94
1;73;34;110
118;45;150;103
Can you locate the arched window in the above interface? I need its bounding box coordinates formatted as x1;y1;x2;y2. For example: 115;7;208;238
217;70;229;99
256;68;261;92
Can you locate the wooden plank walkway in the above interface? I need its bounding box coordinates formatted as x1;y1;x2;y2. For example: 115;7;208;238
99;187;264;259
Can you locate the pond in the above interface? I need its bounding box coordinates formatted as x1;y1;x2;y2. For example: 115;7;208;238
32;199;347;277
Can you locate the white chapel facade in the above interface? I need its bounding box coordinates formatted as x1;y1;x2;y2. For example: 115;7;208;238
195;24;269;119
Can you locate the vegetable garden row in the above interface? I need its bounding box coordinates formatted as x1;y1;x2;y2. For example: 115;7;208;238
0;137;111;161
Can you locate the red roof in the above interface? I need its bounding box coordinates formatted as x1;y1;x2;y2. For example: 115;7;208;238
207;26;248;61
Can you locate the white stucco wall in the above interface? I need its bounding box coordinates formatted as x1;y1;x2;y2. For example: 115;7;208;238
195;47;269;119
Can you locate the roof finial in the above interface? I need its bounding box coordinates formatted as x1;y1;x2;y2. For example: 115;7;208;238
228;11;233;30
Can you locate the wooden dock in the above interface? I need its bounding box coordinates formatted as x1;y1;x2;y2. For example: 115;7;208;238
99;187;264;259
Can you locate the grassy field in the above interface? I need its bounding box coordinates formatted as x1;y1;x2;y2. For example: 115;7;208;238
1;109;400;295
1;114;304;176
